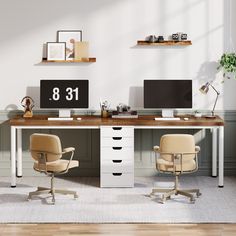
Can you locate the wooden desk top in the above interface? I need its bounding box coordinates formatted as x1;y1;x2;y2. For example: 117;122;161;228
9;115;224;127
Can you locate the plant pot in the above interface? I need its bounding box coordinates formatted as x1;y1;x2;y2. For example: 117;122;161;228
101;110;109;118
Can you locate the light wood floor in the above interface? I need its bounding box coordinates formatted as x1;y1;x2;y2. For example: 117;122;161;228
0;224;236;236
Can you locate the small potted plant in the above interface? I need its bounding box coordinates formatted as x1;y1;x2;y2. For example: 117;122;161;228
217;53;236;80
100;100;110;118
194;110;202;118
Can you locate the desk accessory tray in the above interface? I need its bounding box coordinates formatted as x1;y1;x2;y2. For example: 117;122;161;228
111;111;138;119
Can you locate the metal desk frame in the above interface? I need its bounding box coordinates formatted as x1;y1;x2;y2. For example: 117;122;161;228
10;123;224;188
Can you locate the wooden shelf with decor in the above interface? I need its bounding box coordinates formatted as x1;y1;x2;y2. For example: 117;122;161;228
137;40;192;46
41;58;96;63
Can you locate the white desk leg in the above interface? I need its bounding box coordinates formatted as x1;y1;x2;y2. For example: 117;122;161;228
212;128;217;177
11;126;16;187
218;126;224;187
17;128;22;177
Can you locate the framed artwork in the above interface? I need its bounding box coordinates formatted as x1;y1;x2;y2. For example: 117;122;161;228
46;42;66;61
57;30;82;60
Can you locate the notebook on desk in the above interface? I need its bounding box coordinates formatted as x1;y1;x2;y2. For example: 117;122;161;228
112;114;138;118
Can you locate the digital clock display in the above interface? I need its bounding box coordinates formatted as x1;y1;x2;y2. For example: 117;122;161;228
40;80;89;108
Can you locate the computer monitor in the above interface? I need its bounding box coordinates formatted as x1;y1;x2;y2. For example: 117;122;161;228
40;80;89;118
144;79;192;117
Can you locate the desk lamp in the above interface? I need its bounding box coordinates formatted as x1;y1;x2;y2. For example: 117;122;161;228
199;82;220;118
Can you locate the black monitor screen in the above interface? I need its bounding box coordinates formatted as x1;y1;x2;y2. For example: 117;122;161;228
144;80;192;108
40;80;89;108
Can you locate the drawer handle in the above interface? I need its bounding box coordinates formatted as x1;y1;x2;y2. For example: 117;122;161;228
112;137;122;140
112;160;122;163
112;147;122;150
112;127;122;130
112;173;122;176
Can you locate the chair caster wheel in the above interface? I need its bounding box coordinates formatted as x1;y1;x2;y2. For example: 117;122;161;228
149;193;154;198
159;196;166;204
196;192;202;198
190;198;195;204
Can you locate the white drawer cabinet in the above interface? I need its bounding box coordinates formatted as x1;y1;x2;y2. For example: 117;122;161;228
101;126;134;137
101;147;133;160
101;159;133;173
101;137;133;147
100;173;134;188
100;126;134;187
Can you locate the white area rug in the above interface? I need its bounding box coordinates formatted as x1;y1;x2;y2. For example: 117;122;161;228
0;176;235;223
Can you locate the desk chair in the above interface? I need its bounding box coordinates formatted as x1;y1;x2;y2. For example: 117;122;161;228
28;133;79;204
151;134;201;203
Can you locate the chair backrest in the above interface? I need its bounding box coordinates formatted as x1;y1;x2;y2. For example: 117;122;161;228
160;134;195;162
30;133;62;162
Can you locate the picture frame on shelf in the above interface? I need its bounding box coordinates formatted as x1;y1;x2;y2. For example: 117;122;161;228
75;41;89;60
57;30;82;60
46;42;66;61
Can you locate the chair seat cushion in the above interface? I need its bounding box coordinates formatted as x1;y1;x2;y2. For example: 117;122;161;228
34;159;79;173
156;158;196;172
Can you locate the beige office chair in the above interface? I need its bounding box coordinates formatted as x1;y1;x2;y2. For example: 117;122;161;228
151;134;201;203
28;133;79;204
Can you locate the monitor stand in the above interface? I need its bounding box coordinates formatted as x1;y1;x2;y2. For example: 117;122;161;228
48;109;73;121
59;109;71;118
154;109;180;121
162;109;174;118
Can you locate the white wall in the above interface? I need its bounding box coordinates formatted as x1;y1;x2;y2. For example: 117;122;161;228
0;0;234;112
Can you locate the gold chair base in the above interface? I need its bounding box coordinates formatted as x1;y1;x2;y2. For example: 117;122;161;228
28;186;78;204
150;188;201;203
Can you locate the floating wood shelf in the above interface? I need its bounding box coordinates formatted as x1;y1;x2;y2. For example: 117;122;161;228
41;58;96;63
137;40;192;46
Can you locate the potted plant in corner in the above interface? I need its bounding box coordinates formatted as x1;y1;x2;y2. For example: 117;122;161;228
217;53;236;80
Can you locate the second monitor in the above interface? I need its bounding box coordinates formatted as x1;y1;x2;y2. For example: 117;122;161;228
40;80;89;119
144;79;192;118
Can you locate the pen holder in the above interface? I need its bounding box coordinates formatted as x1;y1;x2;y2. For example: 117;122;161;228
101;110;109;118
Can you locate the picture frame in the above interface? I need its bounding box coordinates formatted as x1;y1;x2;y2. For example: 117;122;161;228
57;30;82;60
46;42;66;61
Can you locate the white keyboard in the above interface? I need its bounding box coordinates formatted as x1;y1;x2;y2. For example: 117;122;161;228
154;117;181;121
48;117;74;121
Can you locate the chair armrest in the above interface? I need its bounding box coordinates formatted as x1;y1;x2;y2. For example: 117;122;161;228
61;147;76;174
62;147;75;153
195;146;200;152
153;146;160;152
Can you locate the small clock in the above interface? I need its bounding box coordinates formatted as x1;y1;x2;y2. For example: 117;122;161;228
172;33;179;41
181;33;187;40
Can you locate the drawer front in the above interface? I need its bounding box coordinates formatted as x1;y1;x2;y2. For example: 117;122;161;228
101;137;133;147
101;159;134;173
101;147;133;160
101;173;134;187
101;126;134;137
